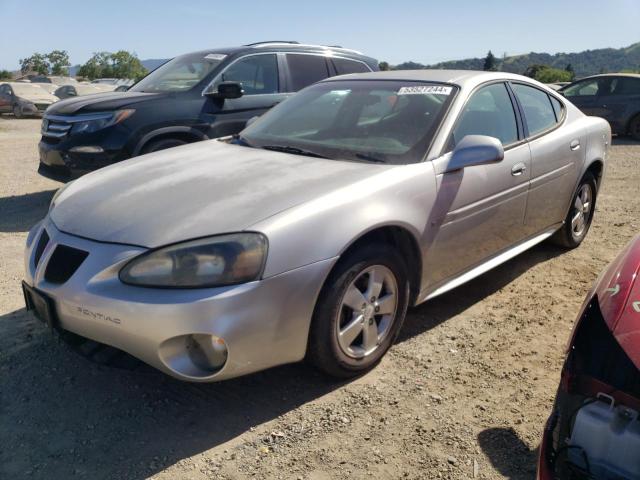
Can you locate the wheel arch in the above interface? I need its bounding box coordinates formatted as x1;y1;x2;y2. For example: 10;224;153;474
626;111;640;135
133;127;208;156
333;224;423;306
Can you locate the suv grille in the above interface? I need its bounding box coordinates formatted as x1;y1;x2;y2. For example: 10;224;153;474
42;118;72;140
44;245;89;284
35;103;50;112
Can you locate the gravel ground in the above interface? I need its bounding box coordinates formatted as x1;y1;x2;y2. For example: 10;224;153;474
1;116;638;480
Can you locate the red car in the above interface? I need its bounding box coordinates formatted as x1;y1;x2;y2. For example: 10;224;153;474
538;234;640;479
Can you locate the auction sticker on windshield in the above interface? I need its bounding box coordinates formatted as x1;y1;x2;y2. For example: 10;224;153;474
398;85;453;95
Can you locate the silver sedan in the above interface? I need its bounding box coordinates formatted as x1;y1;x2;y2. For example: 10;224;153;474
23;70;610;381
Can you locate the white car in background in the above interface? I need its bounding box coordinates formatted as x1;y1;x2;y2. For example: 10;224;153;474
54;83;117;99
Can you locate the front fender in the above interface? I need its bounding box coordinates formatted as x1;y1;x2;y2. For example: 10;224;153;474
251;162;437;279
132;126;209;156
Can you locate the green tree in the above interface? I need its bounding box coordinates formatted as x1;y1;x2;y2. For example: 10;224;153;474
19;53;49;74
47;50;70;75
0;70;12;80
77;51;112;80
378;61;390;71
110;50;148;81
483;50;496;71
525;64;572;83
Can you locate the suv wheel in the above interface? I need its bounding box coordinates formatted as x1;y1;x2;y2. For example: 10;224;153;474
550;172;597;248
308;244;409;378
142;138;187;154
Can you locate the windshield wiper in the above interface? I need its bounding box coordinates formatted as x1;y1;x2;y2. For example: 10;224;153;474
354;153;387;164
261;145;329;159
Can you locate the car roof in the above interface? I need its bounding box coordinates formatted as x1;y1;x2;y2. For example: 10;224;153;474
319;69;542;89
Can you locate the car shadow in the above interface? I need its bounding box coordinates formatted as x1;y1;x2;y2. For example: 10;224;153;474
0;189;56;232
478;427;539;479
0;241;566;479
398;241;566;343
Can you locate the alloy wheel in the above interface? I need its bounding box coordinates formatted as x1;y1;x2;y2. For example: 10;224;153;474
336;265;398;359
571;183;593;239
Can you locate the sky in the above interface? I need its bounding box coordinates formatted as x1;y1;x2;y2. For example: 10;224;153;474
1;0;639;70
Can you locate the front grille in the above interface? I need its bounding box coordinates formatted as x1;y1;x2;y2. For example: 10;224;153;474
33;229;50;268
44;245;89;284
42;118;72;139
35;103;50;112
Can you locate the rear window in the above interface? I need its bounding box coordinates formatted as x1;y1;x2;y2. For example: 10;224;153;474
512;83;558;136
332;58;370;75
286;54;330;91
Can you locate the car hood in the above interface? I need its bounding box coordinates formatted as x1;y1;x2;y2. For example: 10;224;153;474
51;140;392;248
594;234;640;370
45;91;162;115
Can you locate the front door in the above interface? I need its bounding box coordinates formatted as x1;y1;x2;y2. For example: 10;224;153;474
424;82;531;288
203;53;291;137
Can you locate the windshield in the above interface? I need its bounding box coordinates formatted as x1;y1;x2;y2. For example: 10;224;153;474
12;84;52;97
240;80;456;164
130;52;226;93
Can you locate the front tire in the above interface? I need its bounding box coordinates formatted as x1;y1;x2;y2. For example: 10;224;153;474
308;244;410;378
629;114;640;141
550;172;597;248
13;104;24;119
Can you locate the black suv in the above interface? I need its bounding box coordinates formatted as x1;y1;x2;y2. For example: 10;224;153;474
39;41;378;177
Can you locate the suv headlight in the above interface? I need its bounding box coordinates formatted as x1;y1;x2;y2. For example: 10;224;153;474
70;109;135;135
119;233;268;288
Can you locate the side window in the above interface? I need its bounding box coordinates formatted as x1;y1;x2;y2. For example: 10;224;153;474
512;83;557;136
562;79;600;97
549;95;564;122
0;85;6;95
451;83;518;148
219;54;279;95
332;58;370;75
610;77;640;96
286;54;330;91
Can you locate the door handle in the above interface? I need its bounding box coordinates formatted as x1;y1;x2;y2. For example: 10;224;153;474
570;139;581;151
511;163;527;176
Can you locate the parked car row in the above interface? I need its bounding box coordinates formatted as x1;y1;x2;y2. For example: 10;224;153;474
17;41;638;479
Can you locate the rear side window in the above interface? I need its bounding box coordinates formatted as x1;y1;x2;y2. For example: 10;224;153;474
512;83;558;136
562;79;599;97
549;95;564;122
286;54;330;91
220;54;279;95
332;58;370;75
609;77;640;96
452;83;518;147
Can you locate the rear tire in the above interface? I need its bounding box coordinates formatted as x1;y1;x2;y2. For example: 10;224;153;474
550;172;597;248
307;244;410;378
141;138;187;154
13;104;24;119
629;114;640;141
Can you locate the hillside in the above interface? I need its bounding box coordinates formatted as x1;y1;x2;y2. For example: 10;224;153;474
394;42;640;77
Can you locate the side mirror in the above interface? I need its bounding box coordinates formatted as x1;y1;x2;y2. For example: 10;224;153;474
446;135;504;173
205;81;244;100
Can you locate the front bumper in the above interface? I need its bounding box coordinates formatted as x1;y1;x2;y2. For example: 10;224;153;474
39;140;122;177
24;218;335;381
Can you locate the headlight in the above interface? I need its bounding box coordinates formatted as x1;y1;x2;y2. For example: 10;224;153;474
70;109;135;135
119;233;268;288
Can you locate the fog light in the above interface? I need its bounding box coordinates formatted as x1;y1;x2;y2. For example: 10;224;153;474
186;334;228;373
69;146;104;153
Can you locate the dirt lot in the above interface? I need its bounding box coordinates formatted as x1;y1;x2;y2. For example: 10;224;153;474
0;116;638;480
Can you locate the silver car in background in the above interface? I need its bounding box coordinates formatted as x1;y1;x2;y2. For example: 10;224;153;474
23;70;610;382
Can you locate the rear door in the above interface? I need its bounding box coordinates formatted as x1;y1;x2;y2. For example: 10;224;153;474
511;82;583;235
426;82;531;286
